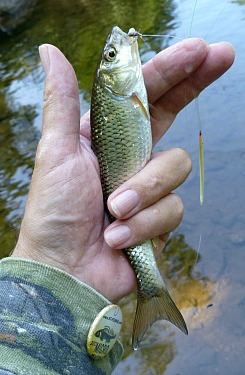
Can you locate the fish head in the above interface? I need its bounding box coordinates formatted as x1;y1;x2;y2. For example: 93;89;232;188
96;26;142;96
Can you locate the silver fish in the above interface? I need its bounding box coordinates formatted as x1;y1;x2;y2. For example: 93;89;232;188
91;26;188;349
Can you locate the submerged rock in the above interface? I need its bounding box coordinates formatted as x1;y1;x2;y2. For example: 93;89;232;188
0;0;38;32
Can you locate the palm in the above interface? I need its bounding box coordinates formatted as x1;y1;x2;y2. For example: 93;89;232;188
56;133;136;302
26;129;136;302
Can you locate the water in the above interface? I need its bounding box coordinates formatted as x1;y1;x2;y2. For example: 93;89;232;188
0;0;244;374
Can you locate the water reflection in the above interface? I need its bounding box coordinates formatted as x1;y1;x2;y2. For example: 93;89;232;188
0;0;178;256
0;0;177;92
0;99;38;256
0;0;38;32
233;0;245;5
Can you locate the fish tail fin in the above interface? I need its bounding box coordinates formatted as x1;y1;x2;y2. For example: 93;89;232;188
132;288;188;349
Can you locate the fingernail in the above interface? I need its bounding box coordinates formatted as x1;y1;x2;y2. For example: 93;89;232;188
110;190;139;217
39;44;50;75
104;225;131;248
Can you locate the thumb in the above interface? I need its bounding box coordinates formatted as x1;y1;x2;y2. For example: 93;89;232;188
39;44;80;138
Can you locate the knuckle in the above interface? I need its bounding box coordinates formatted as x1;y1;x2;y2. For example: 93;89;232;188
183;151;192;174
151;206;161;218
35;138;47;163
145;175;162;190
174;148;192;173
43;83;57;110
130;209;156;244
171;193;184;222
43;95;54;110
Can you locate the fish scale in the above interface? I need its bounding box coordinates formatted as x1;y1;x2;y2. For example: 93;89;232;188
91;81;151;198
126;241;163;297
91;26;187;349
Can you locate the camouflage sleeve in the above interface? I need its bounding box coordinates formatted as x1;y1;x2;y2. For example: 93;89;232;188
0;258;123;375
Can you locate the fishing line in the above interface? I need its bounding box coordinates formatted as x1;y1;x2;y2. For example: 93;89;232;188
128;29;184;41
141;0;205;207
186;232;202;279
129;29;186;42
204;1;229;40
188;0;205;278
141;34;184;41
189;0;198;37
138;0;206;276
186;1;229;278
188;0;205;207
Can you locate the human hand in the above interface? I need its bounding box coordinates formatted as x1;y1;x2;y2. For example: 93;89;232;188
12;39;234;302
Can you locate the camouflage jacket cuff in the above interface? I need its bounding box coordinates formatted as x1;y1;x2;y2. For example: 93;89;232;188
0;257;123;374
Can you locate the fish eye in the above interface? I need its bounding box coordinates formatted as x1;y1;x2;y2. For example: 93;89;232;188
104;48;117;62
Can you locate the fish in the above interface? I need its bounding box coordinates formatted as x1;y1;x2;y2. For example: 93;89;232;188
90;26;188;349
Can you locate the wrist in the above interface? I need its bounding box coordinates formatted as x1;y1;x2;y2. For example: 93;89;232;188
12;229;70;274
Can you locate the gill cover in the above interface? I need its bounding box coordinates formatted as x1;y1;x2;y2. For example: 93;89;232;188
97;26;142;97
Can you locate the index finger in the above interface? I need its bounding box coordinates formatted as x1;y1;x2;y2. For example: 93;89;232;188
143;38;209;104
143;40;235;145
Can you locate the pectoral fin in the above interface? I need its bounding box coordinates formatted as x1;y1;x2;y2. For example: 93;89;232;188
129;92;150;121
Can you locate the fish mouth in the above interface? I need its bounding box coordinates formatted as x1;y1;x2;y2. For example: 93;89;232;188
108;26;139;47
128;28;142;39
